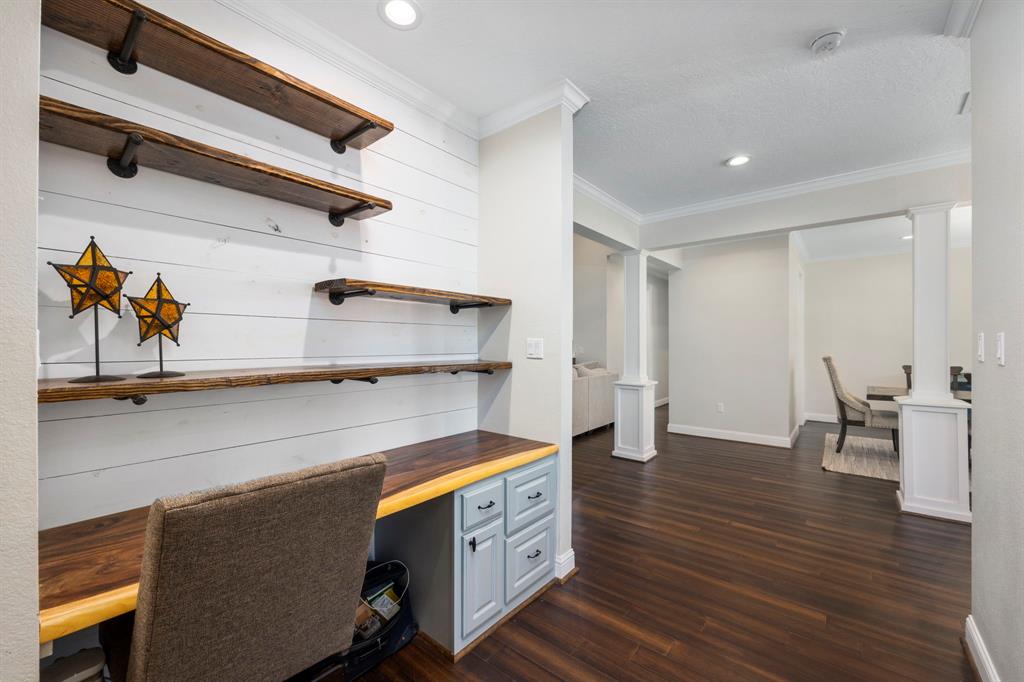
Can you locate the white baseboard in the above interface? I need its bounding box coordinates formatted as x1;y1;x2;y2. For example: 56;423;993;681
654;397;670;408
965;615;1002;682
789;424;800;447
804;412;837;424
666;423;792;448
555;548;576;579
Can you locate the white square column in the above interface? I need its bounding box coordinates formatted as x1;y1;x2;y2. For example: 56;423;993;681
613;250;657;462
897;203;971;522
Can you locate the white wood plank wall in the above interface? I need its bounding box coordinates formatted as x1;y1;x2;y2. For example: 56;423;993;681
37;1;483;528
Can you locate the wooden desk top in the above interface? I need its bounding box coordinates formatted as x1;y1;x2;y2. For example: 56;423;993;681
38;430;557;643
866;385;972;402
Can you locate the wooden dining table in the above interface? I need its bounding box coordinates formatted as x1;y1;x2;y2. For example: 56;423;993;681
866;385;972;402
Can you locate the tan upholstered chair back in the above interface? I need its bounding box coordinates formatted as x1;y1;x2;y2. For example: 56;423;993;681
822;356;869;422
127;454;387;682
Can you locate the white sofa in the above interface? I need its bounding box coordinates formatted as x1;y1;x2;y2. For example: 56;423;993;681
572;362;618;436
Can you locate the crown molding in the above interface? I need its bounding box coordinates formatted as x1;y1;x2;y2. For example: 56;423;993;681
944;0;983;38
907;201;959;217
573;175;643;225
790;231;810;262
215;0;479;139
478;80;590;138
640;149;971;225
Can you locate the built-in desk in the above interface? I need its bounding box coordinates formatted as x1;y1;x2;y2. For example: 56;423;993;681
38;431;557;644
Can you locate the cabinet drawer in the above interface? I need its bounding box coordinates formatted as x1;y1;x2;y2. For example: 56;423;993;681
460;479;504;532
462;519;503;638
505;459;556;535
505;515;554;603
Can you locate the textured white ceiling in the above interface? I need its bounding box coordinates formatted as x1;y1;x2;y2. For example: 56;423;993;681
798;206;972;261
285;0;970;213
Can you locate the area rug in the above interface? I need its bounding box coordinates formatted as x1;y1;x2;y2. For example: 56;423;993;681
821;433;899;482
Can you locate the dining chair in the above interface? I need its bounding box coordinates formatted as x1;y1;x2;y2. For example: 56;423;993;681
98;454;387;682
823;356;899;454
902;365;965;391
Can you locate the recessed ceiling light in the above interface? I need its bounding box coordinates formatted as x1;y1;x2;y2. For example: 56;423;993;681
902;235;914;240
379;0;421;30
725;155;751;167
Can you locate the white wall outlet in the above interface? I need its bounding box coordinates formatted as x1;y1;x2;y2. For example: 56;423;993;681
526;337;544;359
977;332;985;363
996;332;1006;366
716;402;725;414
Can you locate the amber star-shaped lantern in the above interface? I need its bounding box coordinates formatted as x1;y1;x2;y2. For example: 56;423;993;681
128;273;189;378
48;237;131;383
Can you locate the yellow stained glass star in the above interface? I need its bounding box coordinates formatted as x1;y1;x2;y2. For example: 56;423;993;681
48;237;131;317
127;274;189;345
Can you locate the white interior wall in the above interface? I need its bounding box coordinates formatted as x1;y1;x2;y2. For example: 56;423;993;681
0;2;41;679
668;236;791;446
803;248;972;420
37;1;484;529
572;233;615;365
969;2;1024;679
478;105;576;577
648;274;670;403
606;254;624;377
788;235;806;434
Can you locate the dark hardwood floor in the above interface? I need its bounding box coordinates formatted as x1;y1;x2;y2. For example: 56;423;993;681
365;407;973;681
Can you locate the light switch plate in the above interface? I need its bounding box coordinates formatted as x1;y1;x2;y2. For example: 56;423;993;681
997;332;1006;366
526;338;544;359
977;332;985;363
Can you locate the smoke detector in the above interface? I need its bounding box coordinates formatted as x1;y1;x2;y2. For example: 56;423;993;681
810;29;846;57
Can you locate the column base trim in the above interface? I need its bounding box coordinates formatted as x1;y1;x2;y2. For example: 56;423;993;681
896;490;973;524
612;447;658;462
964;615;1002;682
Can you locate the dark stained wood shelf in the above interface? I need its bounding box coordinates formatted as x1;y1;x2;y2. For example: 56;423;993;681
40;96;391;226
313;279;513;313
38;359;511;404
38;430;558;642
41;0;394;153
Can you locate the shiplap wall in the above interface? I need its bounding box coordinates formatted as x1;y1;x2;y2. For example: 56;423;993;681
38;1;482;529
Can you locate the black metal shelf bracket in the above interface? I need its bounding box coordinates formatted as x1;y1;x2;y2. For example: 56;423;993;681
328;288;376;305
450;369;495;376
449;301;492;315
329;201;377;227
330;376;379;385
330;121;379;154
107;133;144;178
114;394;148;405
107;9;147;74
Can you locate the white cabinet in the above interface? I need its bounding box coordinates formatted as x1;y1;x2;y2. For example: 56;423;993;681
374;454;558;657
461;519;503;638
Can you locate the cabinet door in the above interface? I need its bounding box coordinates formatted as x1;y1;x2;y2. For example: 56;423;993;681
461;519;503;638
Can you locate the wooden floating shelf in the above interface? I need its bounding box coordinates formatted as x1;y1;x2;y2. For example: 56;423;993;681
40;96;392;226
314;279;513;314
41;0;394;153
37;360;511;404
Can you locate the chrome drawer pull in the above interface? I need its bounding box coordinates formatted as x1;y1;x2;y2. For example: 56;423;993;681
527;550;542;559
477;500;496;510
527;491;543;500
